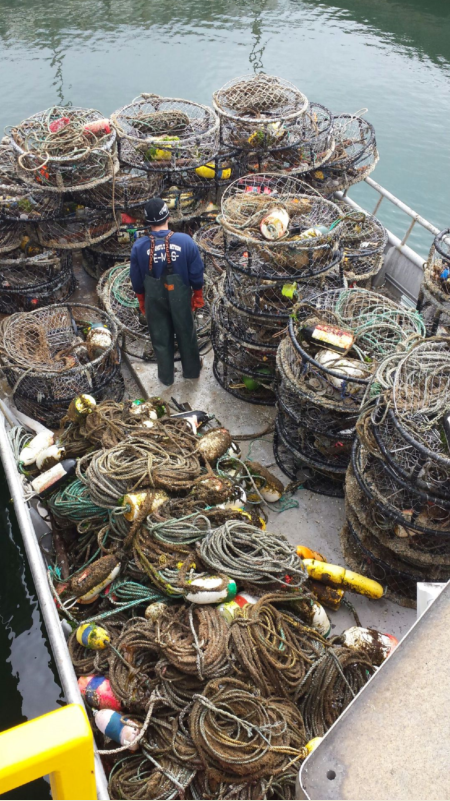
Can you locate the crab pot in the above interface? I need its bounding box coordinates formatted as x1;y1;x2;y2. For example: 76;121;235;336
0;219;23;253
161;184;214;223
214;294;286;351
275;407;346;496
112;94;219;173
10;106;118;192
97;262;213;360
193;223;227;275
0;302;121;427
340;518;417;609
274;416;345;497
169;148;245;192
76;167;163;211
224;258;344;320
213;355;276;406
338;212;388;285
211;299;277;404
286;287;424;411
346;458;450;562
0;178;62;221
308;114;378;194
367;403;450;503
224;235;343;282
213;74;308;151
242;103;334;175
36;207;118;250
345;472;450;606
418;230;450;334
0;249;75;313
220;173;343;275
352;439;450;539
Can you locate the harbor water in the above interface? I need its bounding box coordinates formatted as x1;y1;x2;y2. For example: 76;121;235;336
0;0;449;762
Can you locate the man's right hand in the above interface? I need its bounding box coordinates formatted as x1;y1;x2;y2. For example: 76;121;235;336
136;292;146;316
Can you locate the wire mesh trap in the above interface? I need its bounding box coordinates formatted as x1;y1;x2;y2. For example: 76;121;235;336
274;416;344;496
36;206;118;250
0;177;62;221
76;167;163;211
418;230;450;332
214;293;286;350
97;262;214;360
0;219;24;253
160;184;215;223
339;211;387;285
193;223;227;274
10;106;118;192
213;74;308;151
112;94;219;173
242;102;335;176
0;248;75;313
0;302;121;427
308;113;379;194
287;287;425;408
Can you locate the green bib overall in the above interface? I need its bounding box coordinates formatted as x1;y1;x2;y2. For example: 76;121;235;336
144;232;201;386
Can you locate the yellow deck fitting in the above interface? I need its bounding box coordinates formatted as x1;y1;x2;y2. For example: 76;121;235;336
0;704;96;800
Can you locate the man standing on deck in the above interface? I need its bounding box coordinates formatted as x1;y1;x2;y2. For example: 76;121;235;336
130;198;204;386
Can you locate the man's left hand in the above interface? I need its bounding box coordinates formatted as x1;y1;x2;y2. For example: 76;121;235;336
191;288;205;310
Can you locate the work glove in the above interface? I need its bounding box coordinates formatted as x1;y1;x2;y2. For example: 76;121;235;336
191;288;205;311
136;292;146;316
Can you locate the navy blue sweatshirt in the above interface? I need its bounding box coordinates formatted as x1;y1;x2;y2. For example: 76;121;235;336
130;230;204;294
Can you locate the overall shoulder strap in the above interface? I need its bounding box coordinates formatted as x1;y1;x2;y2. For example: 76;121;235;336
147;235;156;273
164;231;174;266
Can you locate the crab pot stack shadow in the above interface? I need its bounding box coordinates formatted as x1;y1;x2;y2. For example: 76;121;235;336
97;261;214;361
274;288;426;497
211;172;347;405
417;229;450;335
307;113;379;195
0;302;122;427
343;338;450;608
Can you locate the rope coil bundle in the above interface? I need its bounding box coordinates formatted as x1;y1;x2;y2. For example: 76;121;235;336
112;94;219;173
10;106;119;192
198;520;307;588
0;248;75;313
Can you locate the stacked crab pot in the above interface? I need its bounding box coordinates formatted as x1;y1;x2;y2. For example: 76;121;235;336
417;229;450;335
209;172;347;405
344;338;450;608
275;288;426;497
